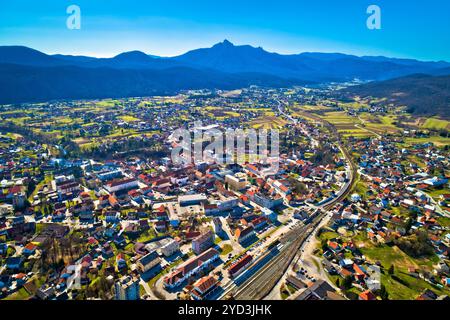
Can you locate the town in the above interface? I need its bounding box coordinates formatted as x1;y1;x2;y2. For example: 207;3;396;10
0;86;449;301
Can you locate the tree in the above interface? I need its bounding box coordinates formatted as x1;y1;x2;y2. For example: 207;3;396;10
403;217;414;233
394;231;434;258
388;265;395;275
379;284;389;300
342;275;353;290
320;238;328;252
27;179;36;197
335;278;341;288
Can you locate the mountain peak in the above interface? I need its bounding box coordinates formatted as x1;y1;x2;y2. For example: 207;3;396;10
114;51;149;59
214;39;235;48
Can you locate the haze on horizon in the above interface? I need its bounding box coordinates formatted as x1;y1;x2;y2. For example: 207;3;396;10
1;0;449;62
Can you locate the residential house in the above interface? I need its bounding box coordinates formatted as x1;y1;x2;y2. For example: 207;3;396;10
235;226;256;244
6;257;23;270
0;243;7;255
160;239;180;257
23;243;37;256
250;216;268;231
116;253;127;271
163;248;219;289
105;178;139;194
154;221;167;233
293;280;344;300
137;251;161;273
359;290;377;301
192;230;215;255
105;212;120;224
190;276;220;300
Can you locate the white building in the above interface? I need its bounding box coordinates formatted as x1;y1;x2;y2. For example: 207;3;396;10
178;194;208;207
104;178;139;193
160;239;180;257
225;173;247;191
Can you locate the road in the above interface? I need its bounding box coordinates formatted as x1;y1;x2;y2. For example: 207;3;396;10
225;107;358;300
140;278;159;300
219;216;241;254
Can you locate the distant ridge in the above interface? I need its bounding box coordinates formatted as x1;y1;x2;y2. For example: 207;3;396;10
0;63;308;104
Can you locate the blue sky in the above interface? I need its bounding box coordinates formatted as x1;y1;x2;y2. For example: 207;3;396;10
1;0;449;61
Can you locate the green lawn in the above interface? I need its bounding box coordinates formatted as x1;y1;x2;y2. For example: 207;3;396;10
354;181;369;200
357;243;449;299
437;216;450;228
137;230;157;243
3;288;31;300
220;244;233;256
318;231;340;241
427;188;450;201
359;244;435;270
214;236;223;245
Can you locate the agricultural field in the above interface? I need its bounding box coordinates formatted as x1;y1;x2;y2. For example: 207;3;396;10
403;137;450;147
320;111;374;138
250;116;288;129
419;118;450;131
293;104;334;112
359;114;401;135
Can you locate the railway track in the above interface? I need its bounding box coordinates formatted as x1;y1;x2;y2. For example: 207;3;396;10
232;187;353;300
233;219;322;300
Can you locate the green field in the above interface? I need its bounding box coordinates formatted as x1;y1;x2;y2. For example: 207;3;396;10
421;118;450;130
403;137;450;147
355;242;449;299
118;115;141;122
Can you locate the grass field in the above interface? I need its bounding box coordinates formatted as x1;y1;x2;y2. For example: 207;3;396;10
358;114;401;134
400;117;450;132
353;241;449;299
118;115;141;122
403;137;450;147
318;231;340;241
95;100;119;108
353;180;369;200
421;118;450;131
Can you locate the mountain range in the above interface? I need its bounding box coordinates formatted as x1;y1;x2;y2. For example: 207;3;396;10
0;40;449;104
